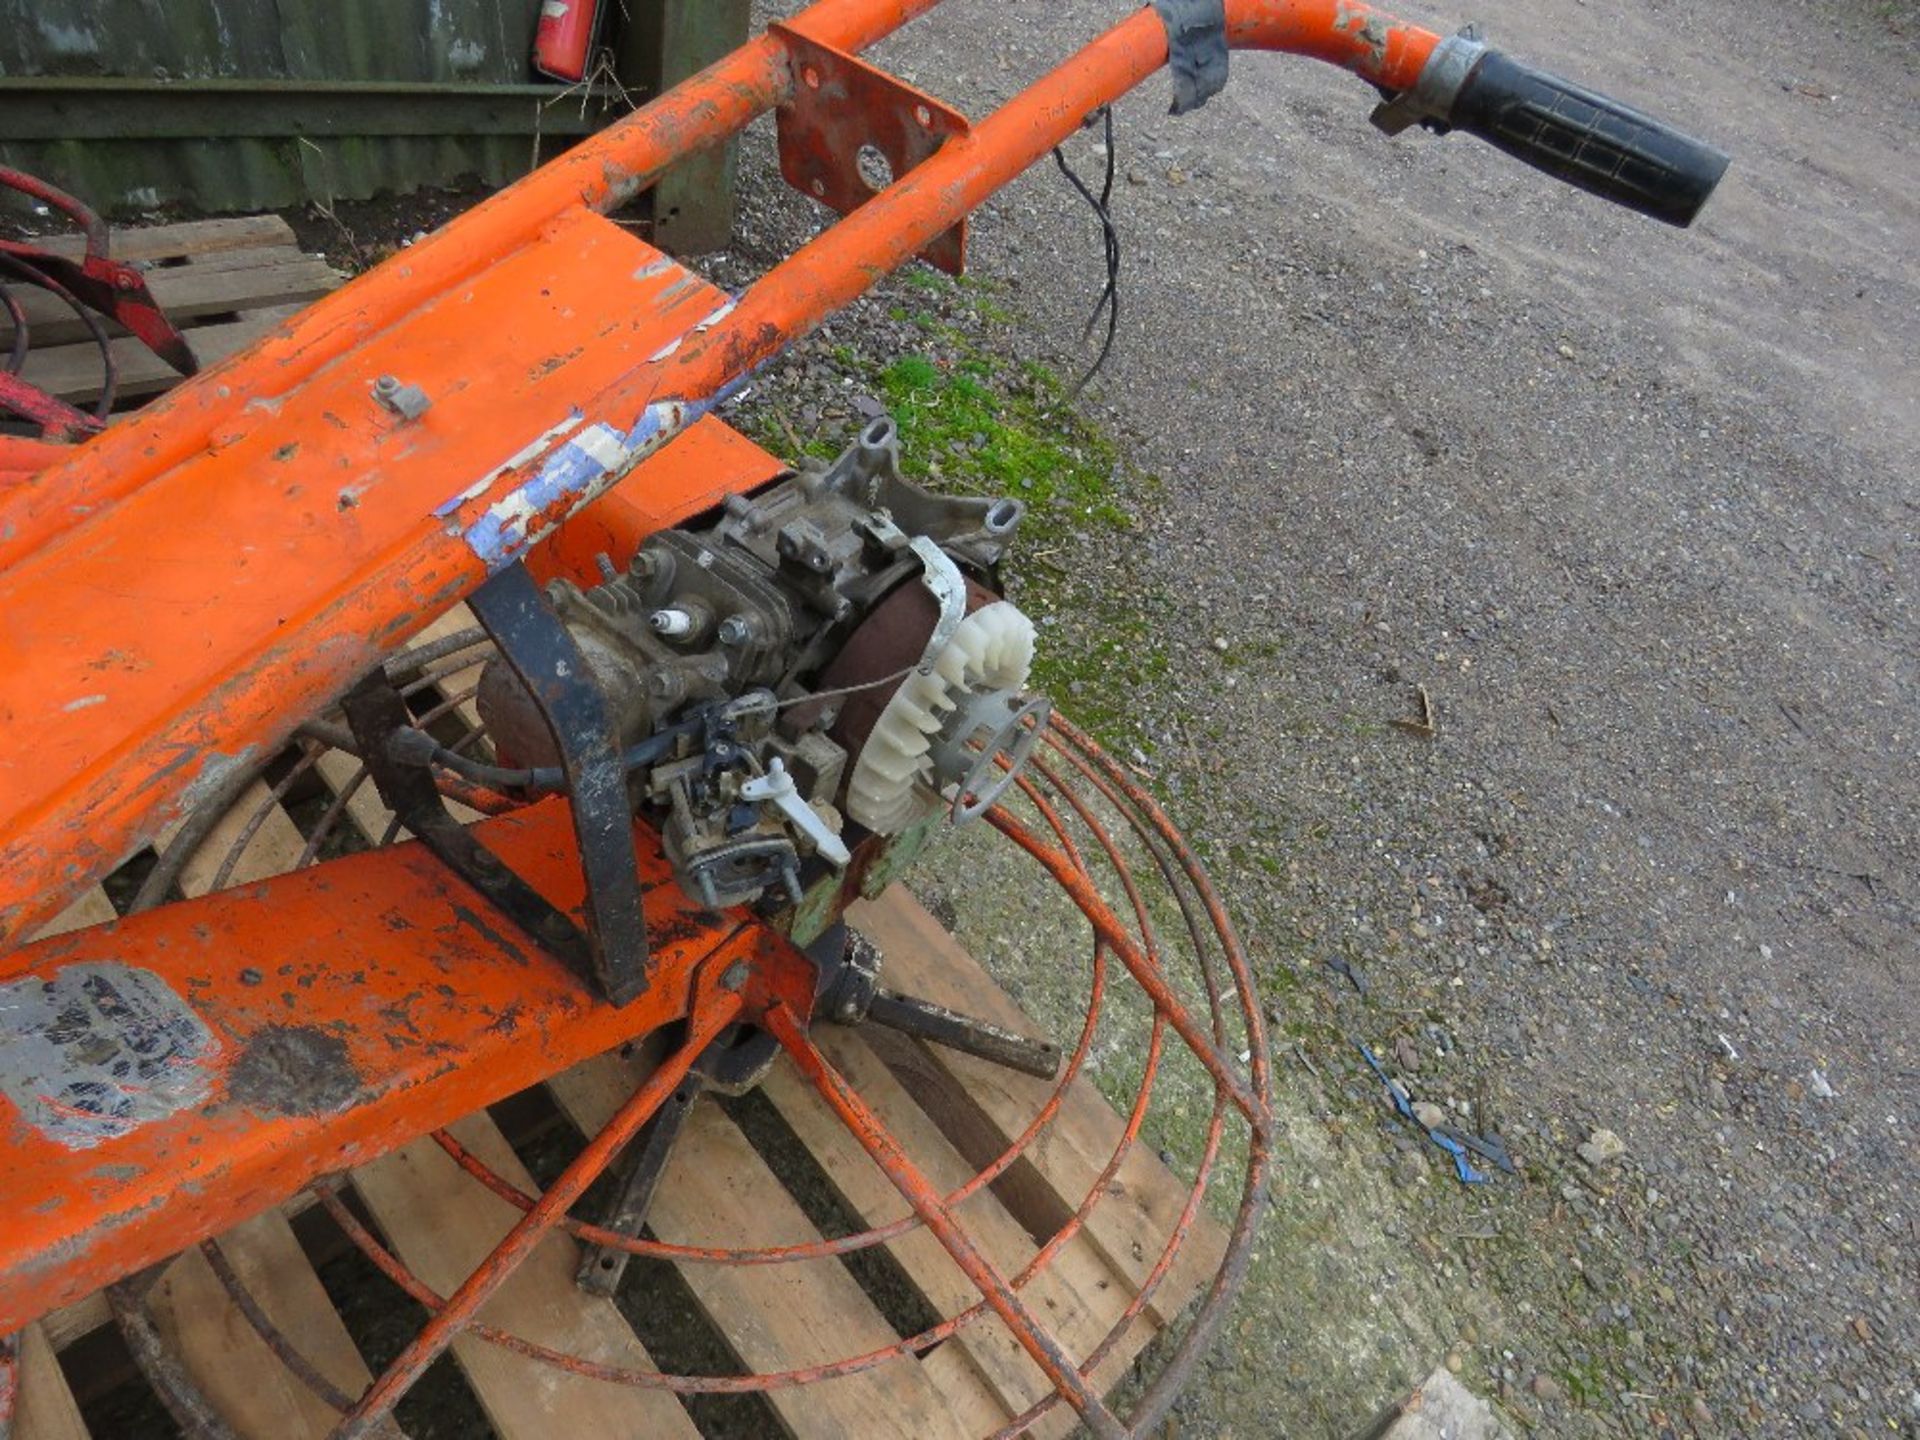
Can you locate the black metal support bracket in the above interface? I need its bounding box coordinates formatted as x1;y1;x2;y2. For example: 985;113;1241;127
814;925;1060;1080
575;1021;779;1295
464;562;652;1006
341;562;651;1006
341;666;601;988
575;1070;699;1296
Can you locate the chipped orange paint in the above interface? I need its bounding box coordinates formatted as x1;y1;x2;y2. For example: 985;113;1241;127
526;417;785;588
0;0;946;578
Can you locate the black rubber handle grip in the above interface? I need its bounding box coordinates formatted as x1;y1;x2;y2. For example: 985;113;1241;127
1451;51;1729;227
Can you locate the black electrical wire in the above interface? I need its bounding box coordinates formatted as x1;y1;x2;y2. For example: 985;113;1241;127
1051;104;1121;396
0;250;116;421
302;707;707;796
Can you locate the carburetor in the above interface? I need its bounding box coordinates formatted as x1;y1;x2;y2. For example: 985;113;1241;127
474;415;1049;911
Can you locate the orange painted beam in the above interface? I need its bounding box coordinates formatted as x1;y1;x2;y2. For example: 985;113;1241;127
0;213;737;945
0;0;946;576
527;414;786;589
0;797;786;1334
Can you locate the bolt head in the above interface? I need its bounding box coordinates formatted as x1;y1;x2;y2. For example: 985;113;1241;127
721;961;751;992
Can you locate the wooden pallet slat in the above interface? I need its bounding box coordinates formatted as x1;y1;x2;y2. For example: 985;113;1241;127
847;891;1229;1323
12;253;342;350
14;1323;89;1440
762;1027;1148;1431
144;1218;394;1440
17;306;308;408
29;888;116;943
17;215;299;266
137;781;401;1440
548;1053;980;1440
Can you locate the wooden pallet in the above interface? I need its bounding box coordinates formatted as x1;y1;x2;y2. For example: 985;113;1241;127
8;221;1226;1438
3;215;343;411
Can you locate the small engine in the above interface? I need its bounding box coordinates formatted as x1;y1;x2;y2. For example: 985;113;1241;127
475;415;1049;911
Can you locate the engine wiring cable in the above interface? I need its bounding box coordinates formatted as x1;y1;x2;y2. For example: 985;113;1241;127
1051;105;1121;395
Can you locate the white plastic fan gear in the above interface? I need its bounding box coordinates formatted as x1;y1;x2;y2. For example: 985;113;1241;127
845;600;1036;833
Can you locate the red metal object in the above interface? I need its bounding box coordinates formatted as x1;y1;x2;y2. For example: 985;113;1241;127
0;166;203;440
532;0;606;83
0;370;99;442
0;167;196;375
0;167;199;441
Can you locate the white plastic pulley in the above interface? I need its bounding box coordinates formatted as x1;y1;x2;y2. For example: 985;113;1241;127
845;600;1036;834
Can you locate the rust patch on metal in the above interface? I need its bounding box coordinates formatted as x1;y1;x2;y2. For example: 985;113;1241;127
227;1024;361;1117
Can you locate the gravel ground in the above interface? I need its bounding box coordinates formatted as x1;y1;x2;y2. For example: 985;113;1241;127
712;1;1917;1435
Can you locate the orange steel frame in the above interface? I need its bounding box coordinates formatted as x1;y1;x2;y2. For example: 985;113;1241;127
0;1;1438;1429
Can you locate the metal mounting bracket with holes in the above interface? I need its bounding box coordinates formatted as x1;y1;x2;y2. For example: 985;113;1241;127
769;23;972;275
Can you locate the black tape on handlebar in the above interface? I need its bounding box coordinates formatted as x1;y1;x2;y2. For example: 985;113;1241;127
1152;0;1228;114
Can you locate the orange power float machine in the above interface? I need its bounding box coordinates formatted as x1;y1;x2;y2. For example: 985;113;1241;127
0;3;1726;1434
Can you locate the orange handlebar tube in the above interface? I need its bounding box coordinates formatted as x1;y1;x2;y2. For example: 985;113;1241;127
1228;0;1439;74
0;0;1440;948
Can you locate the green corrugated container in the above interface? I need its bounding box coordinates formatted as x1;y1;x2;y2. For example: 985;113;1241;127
0;0;611;215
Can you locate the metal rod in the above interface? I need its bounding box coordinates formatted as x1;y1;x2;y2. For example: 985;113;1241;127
989;805;1263;1126
765;1001;1128;1440
336;986;741;1438
575;1076;702;1296
864;989;1061;1079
